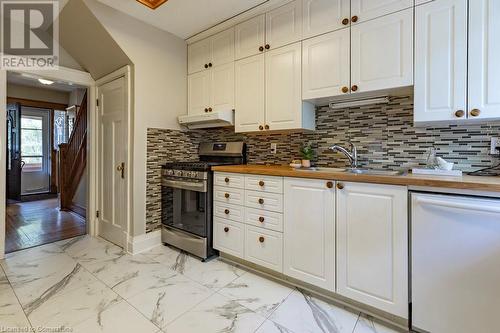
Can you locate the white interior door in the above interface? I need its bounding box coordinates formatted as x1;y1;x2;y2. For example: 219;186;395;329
20;107;51;195
97;76;128;248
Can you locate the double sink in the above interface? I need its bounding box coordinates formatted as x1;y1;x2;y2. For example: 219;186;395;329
296;167;404;176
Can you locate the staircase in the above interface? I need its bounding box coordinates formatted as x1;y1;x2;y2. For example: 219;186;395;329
59;92;87;216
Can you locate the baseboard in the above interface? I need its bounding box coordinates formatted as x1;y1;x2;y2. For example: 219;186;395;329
127;230;161;255
69;203;86;218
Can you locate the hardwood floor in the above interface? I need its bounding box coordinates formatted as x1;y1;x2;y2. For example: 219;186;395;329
5;198;86;254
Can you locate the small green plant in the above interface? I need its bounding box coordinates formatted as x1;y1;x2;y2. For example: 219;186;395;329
300;145;314;160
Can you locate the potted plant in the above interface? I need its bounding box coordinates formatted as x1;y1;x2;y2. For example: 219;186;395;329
300;144;314;168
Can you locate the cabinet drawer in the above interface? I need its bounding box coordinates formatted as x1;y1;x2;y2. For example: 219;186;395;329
245;208;283;232
214;172;244;188
213;218;244;258
245;225;283;273
245;175;283;193
214;202;244;223
245;190;283;213
214;186;244;205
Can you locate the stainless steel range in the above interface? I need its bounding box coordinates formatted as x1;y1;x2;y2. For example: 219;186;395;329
161;142;246;260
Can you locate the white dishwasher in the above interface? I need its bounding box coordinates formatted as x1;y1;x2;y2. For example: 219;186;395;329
411;192;500;333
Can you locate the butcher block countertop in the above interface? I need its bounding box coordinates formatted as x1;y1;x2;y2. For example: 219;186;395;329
212;164;500;192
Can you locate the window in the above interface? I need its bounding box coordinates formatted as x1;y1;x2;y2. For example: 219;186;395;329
21;115;44;172
54;110;67;149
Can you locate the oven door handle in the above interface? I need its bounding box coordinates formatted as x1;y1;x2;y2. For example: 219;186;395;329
162;178;208;192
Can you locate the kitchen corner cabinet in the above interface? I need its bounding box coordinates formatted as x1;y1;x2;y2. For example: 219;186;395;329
283;178;335;291
188;28;234;74
235;42;315;133
336;182;408;318
415;0;500;123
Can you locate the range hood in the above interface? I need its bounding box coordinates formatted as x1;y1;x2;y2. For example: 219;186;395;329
178;110;234;129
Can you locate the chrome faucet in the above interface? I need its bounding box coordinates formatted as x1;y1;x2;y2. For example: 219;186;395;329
329;142;358;168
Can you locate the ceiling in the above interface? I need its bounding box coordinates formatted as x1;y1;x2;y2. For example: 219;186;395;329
7;72;85;92
96;0;268;39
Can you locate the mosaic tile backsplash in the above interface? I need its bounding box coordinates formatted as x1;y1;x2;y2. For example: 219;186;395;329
146;96;500;231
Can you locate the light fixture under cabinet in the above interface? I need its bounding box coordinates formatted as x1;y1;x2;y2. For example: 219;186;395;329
329;97;390;109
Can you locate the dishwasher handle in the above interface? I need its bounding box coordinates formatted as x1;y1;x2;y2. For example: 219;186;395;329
414;196;500;214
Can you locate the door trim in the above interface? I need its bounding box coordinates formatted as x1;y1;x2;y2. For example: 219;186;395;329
0;66;96;259
95;66;132;251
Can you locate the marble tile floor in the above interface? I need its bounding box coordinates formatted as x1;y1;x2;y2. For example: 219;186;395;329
0;235;404;333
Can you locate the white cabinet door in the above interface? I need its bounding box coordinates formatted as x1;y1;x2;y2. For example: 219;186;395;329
214;217;245;258
187;70;211;115
351;0;413;23
245;225;283;273
302;29;350;100
235;15;266;60
351;9;413;94
235;54;265;132
302;0;351;38
468;0;500;120
265;42;302;131
211;62;234;112
414;0;467;123
336;182;408;318
188;38;211;74
284;178;335;291
211;28;235;67
266;0;303;50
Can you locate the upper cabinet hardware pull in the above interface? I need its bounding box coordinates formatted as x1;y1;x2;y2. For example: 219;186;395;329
208;63;213;67
204;108;209;113
204;64;209;69
351;15;359;23
259;46;264;52
265;125;270;130
265;44;270;50
259;125;264;130
342;18;349;25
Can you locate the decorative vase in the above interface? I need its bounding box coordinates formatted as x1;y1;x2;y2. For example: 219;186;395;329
301;160;311;168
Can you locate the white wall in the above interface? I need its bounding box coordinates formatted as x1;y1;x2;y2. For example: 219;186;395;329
84;0;187;237
7;84;70;105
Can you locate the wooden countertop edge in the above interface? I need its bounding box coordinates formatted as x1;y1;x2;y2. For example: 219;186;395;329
211;165;500;192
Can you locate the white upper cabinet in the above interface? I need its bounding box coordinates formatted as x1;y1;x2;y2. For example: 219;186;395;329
266;0;303;50
188;28;234;74
302;0;351;38
351;9;413;94
336;182;408;318
211;62;235;112
235;54;265;132
284;178;335;291
414;0;467;123
211;28;235;67
188;70;211;115
235;15;266;60
351;0;414;23
468;0;500;120
188;38;211;74
302;29;350;99
265;42;306;131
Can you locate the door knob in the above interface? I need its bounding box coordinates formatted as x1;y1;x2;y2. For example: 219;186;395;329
470;109;481;117
455;110;465;118
116;163;125;179
342;18;349;25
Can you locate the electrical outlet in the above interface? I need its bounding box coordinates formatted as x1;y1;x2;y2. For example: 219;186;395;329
271;143;277;154
491;137;500;155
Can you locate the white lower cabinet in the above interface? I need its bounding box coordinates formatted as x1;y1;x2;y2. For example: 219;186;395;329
245;225;283;272
213;217;245;258
283;178;335;291
336;182;408;318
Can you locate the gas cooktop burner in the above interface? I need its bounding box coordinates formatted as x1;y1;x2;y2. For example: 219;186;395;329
163;161;236;172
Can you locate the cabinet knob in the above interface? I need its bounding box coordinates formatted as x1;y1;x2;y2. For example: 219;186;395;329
208;107;213;112
351;85;359;92
265;44;270;50
208;63;213;67
259;46;264;52
258;198;265;205
259;180;265;187
224;227;229;233
470;109;481;117
225;177;230;183
259;125;264;131
224;193;230;198
204;108;209;113
224;209;230;215
337;183;344;190
204;64;209;69
259;236;265;243
341;86;349;94
455;110;465;118
259;216;265;223
351;15;359;23
326;181;334;189
265;124;270;130
342;18;350;25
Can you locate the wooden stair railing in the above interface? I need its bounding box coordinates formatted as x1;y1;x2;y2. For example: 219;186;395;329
59;92;87;212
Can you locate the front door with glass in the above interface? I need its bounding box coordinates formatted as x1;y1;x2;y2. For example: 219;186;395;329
20;107;51;195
